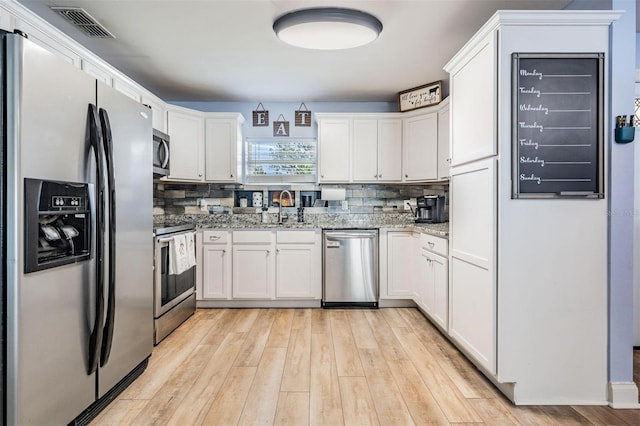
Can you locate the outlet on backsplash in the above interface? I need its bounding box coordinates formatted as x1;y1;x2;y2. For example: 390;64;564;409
199;198;221;211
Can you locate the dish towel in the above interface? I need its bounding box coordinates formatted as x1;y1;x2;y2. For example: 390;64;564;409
169;233;191;275
185;232;197;268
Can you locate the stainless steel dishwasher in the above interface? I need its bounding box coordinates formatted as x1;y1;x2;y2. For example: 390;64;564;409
322;229;378;308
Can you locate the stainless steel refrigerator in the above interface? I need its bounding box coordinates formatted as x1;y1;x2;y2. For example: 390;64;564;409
1;32;153;425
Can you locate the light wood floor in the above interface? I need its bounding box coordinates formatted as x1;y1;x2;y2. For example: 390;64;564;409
92;308;640;425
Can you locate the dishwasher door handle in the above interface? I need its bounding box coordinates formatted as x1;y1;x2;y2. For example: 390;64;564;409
325;232;377;240
326;241;341;248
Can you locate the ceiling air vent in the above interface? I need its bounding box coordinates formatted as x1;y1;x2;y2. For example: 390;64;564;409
50;6;115;38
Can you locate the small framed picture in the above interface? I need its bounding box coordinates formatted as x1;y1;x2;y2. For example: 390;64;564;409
398;80;442;112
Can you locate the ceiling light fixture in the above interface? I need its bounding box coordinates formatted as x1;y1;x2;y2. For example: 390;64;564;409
273;7;383;50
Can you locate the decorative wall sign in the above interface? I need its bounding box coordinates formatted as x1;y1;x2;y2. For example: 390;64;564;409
295;102;312;127
252;102;269;127
398;80;442;112
511;53;604;199
273;114;290;137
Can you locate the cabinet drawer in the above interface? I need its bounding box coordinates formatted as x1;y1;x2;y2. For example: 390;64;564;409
233;230;273;244
276;230;317;244
202;230;229;244
420;233;448;256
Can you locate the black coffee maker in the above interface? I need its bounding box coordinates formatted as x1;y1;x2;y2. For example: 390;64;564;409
415;195;445;223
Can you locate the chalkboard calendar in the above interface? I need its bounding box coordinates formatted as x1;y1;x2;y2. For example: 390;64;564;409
512;53;604;199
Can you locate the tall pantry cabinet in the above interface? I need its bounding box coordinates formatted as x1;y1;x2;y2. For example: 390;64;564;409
444;11;619;405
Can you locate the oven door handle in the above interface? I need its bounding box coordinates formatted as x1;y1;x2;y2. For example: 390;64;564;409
157;237;175;244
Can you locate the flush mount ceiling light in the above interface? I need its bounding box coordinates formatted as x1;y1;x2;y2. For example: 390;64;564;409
273;7;383;50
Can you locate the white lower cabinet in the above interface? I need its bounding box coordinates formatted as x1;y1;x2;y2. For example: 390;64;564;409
201;231;231;299
383;231;416;298
449;159;496;374
199;229;321;301
413;233;449;332
232;231;275;299
275;230;322;299
416;249;448;330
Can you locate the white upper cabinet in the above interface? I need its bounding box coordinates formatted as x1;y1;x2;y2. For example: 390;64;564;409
437;99;451;180
448;34;497;166
377;119;403;182
166;106;205;181
352;119;378;181
204;113;244;183
113;78;142;103
352;118;402;182
141;95;167;133
318;114;403;184
81;59;113;87
14;17;81;67
317;117;351;182
403;112;438;181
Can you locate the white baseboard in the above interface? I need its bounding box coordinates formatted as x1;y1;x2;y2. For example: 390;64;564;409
196;299;322;308
608;382;640;408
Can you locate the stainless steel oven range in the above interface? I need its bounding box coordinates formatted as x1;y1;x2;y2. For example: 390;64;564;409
153;224;196;344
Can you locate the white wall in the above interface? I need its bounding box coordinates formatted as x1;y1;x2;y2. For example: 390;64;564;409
608;0;637;398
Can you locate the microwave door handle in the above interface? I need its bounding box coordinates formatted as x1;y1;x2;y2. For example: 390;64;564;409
99;108;116;367
160;139;169;169
87;104;105;375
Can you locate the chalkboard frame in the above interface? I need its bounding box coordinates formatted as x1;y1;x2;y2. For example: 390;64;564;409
511;53;604;199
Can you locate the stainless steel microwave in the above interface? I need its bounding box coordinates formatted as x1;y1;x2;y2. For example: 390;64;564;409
153;129;170;177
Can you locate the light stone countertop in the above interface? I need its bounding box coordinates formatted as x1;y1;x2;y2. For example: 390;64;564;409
154;214;449;238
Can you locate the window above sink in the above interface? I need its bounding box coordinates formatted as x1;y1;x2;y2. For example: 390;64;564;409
245;138;317;184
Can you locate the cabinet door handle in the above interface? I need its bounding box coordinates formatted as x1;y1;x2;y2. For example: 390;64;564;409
321;174;325;178
209;235;221;241
428;242;435;248
222;249;226;255
405;174;408;178
276;248;280;254
446;158;451;163
198;173;203;177
379;173;382;178
230;174;234;178
266;250;270;256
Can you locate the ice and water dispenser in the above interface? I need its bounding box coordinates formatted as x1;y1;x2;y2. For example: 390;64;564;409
24;178;92;273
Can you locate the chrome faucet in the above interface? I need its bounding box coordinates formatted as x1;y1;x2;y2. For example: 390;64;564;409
278;190;293;225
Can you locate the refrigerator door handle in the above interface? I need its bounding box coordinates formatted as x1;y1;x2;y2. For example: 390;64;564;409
87;104;106;375
98;107;116;367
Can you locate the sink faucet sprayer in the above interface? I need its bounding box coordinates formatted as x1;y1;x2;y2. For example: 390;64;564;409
278;190;293;225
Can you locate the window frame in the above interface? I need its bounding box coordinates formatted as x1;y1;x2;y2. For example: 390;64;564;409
244;137;318;184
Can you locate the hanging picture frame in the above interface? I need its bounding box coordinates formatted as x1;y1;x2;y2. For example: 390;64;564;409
273;114;290;136
252;102;269;126
398;80;442;112
295;102;312;127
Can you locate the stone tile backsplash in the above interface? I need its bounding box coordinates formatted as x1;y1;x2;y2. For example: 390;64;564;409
153;182;448;217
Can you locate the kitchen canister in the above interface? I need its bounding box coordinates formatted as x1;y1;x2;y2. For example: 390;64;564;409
252;192;263;207
239;197;248;207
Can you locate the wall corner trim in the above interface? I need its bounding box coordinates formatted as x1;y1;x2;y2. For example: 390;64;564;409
608;382;640;408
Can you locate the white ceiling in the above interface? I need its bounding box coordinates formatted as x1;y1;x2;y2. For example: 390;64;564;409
18;0;588;103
